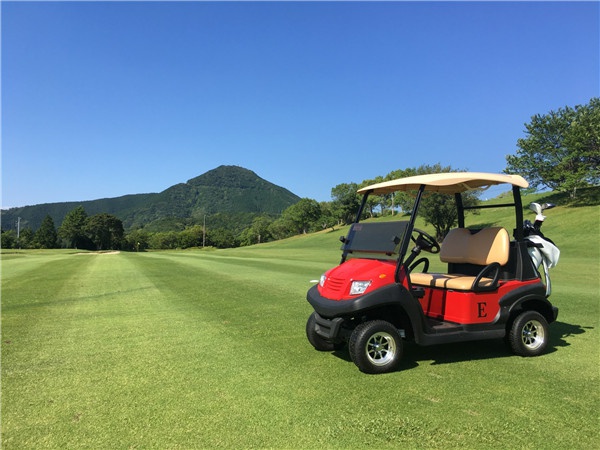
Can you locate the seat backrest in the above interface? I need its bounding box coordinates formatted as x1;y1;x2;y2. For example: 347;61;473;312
440;227;510;266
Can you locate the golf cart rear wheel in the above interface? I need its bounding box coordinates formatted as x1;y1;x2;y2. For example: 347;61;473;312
349;320;403;374
509;311;549;356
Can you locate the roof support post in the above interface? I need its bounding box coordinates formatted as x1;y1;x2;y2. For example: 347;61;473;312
354;191;371;224
513;185;524;241
395;184;425;283
455;192;464;228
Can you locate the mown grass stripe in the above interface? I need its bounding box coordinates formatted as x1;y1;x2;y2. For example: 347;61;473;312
2;222;598;449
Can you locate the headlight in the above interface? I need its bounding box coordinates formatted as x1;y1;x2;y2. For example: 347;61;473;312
350;280;371;295
319;274;327;287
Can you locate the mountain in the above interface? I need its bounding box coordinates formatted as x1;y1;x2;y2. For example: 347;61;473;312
1;166;301;232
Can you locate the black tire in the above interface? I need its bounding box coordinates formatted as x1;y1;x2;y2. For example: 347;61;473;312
349;320;403;374
306;312;337;351
509;311;549;356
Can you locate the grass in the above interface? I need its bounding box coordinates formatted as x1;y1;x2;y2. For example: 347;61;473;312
2;194;599;449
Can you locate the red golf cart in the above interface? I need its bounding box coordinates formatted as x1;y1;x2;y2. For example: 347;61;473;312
306;172;559;374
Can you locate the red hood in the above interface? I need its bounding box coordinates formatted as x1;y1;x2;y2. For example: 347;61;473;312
318;258;397;301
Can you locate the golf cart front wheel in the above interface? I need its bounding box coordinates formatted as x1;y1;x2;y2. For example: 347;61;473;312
509;311;549;357
349;320;403;374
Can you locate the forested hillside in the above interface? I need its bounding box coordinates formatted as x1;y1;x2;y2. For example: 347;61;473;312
1;166;300;232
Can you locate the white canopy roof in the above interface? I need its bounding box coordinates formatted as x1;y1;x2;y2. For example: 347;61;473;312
357;172;529;195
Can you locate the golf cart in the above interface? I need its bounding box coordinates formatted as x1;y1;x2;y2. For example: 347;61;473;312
306;172;559;374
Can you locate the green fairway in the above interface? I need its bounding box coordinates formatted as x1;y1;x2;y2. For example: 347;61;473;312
2;202;599;448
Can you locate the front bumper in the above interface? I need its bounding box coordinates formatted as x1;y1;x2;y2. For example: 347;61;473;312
307;283;409;318
552;305;559;323
313;313;345;341
307;284;361;318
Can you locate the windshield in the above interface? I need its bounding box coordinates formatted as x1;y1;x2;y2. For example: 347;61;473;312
341;221;409;259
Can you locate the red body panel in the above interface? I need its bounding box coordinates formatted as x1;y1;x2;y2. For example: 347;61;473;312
319;257;544;325
418;279;541;324
319;258;397;301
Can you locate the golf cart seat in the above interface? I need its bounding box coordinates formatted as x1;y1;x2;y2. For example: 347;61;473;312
411;227;510;292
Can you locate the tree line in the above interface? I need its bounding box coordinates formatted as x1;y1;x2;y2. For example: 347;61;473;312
1;207;125;251
0;163;481;251
2;98;597;251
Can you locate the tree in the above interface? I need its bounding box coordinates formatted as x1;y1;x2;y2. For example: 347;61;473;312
17;228;35;249
418;192;470;242
239;216;273;246
1;230;16;249
318;202;338;231
59;206;89;248
85;213;124;250
35;215;58;248
207;227;238;248
281;198;322;235
394;164;479;241
505;98;600;197
148;231;179;250
330;183;361;224
178;225;204;249
268;217;294;241
124;229;150;251
358;177;384;218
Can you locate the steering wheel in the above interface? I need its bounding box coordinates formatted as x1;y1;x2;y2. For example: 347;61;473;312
411;228;440;254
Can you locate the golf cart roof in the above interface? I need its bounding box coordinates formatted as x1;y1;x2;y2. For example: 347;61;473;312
357;172;529;195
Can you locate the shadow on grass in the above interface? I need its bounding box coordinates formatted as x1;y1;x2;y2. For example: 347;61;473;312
330;321;589;373
535;186;600;207
550;321;591;348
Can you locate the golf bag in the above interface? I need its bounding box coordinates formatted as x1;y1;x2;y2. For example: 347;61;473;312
523;202;560;297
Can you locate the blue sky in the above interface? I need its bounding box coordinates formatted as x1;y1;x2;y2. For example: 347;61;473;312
2;1;598;208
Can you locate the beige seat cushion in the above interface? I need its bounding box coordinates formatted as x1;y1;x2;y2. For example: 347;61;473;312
440;227;509;266
410;272;496;290
411;227;510;291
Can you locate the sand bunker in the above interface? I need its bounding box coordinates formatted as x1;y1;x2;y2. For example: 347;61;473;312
75;251;121;255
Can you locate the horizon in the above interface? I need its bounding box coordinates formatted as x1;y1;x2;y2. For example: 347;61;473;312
2;1;598;209
0;163;525;211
